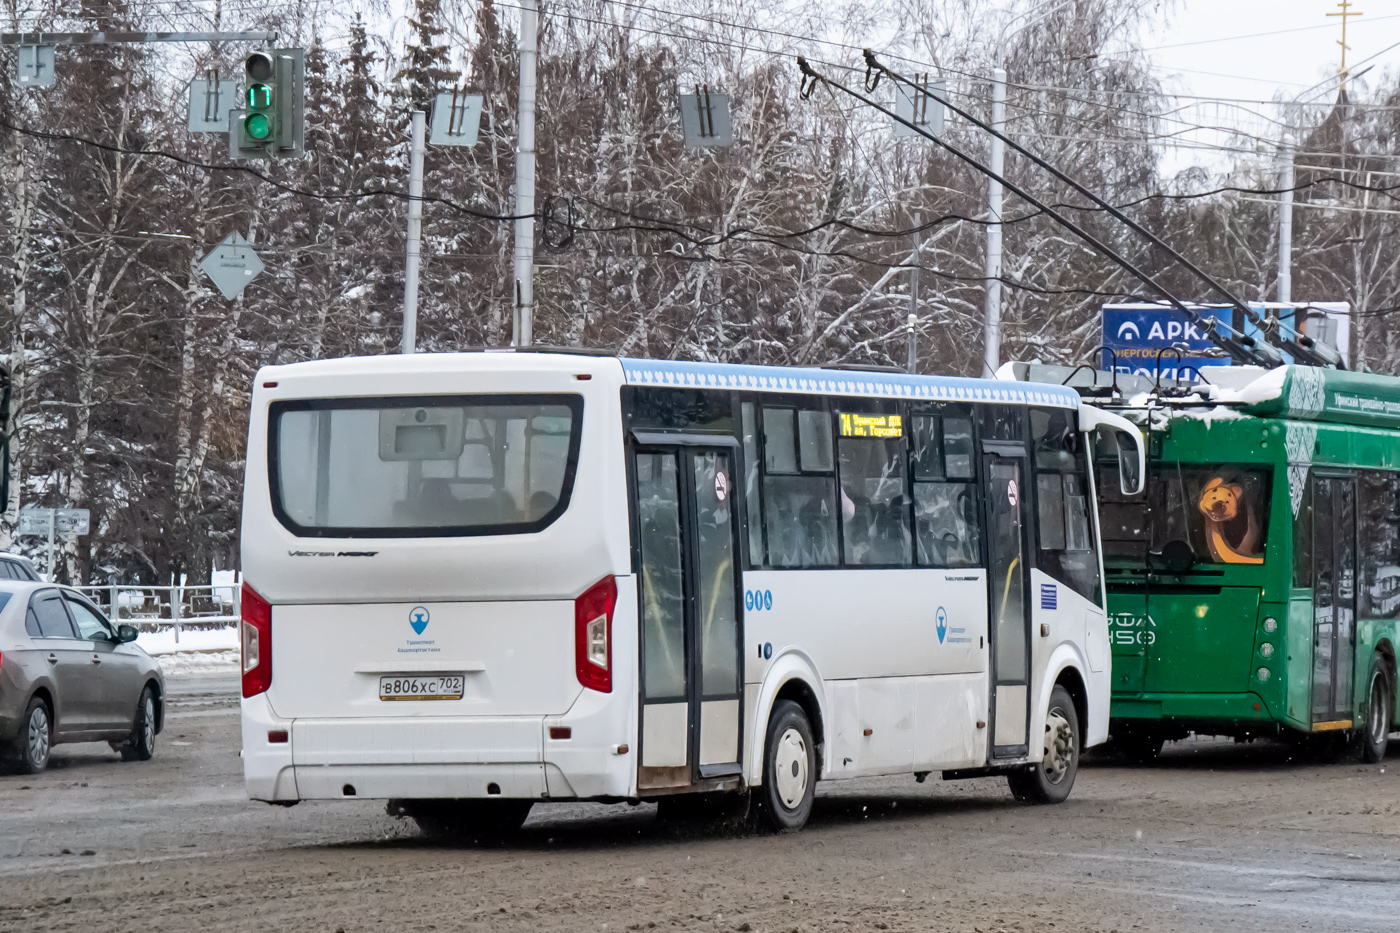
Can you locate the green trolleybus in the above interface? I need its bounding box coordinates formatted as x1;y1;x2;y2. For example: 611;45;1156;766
1005;362;1399;761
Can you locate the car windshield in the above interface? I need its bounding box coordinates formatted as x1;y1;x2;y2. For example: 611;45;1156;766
1098;463;1271;566
271;396;583;536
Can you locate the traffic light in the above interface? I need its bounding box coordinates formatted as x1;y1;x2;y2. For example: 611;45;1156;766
243;51;276;143
233;48;304;160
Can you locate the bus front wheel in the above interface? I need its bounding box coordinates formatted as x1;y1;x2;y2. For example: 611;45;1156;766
1008;685;1080;804
755;700;816;832
1359;655;1393;764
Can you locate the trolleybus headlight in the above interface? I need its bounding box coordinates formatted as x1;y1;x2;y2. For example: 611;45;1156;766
1257;667;1271;683
1259;642;1275;659
575;576;618;693
1262;617;1278;634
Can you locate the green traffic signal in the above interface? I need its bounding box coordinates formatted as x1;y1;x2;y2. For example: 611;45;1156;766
244;112;273;140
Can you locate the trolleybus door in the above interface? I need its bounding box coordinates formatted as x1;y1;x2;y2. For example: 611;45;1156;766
633;443;744;791
1311;474;1357;729
985;452;1032;758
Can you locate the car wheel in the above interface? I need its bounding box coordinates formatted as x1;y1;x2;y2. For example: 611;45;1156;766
14;697;52;774
1359;655;1392;764
120;686;157;762
1008;685;1080;804
754;699;816;833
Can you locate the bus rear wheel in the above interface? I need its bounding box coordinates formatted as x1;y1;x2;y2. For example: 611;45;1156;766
1008;685;1080;804
754;700;816;832
1358;656;1393;764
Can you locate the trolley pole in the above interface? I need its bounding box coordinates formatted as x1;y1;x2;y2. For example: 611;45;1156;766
512;0;539;348
401;110;425;355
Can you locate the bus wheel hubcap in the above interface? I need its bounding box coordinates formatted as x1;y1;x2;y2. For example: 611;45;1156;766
1043;709;1074;784
773;728;808;809
1370;676;1388;745
28;707;49;764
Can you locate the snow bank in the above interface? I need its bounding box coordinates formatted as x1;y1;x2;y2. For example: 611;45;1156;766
157;649;239;676
137;626;237;656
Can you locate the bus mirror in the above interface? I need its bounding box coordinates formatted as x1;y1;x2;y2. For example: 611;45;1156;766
1115;429;1143;497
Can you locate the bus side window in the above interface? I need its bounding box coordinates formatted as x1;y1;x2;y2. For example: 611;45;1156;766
1031;408;1100;604
910;414;980;569
741;402;765;567
762;405;838;568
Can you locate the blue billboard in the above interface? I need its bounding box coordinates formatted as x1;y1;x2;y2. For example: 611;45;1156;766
1101;304;1233;382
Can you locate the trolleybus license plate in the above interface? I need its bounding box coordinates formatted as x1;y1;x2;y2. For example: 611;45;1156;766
378;674;465;700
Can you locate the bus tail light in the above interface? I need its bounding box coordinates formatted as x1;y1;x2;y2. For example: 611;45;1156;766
241;583;273;698
575;576;618;693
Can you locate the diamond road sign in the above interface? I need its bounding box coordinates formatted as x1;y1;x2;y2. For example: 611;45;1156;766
200;231;264;300
18;508;90;536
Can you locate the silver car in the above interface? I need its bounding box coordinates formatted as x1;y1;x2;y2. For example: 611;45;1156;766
0;582;164;773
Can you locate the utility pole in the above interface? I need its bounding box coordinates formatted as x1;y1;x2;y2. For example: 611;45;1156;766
402;110;425;354
1278;134;1295;309
908;211;921;374
512;0;539;348
982;67;1007;377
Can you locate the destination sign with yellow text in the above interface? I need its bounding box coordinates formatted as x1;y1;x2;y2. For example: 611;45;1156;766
839;412;903;438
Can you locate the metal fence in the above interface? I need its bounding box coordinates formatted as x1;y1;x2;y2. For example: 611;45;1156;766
74;580;241;643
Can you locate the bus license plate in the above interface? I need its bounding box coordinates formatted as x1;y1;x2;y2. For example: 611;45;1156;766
378;674;465;701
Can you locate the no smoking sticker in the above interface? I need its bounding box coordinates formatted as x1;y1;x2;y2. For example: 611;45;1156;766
1007;478;1018;508
715;471;729;502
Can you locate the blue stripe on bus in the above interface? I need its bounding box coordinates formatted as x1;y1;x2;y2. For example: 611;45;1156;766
619;358;1079;409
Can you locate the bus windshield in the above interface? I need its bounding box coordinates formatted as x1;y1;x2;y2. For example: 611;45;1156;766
1098;464;1271;566
270;396;581;536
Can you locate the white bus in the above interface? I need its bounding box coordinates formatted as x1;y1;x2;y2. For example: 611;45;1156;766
239;352;1144;833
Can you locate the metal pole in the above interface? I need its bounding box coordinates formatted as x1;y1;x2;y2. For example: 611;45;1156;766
982;67;1007;377
1278;134;1295;308
401;110;426;355
1;31;273;45
46;508;54;582
908;211;921;373
512;0;539;348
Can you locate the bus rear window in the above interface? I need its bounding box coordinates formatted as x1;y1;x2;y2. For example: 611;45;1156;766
269;395;582;537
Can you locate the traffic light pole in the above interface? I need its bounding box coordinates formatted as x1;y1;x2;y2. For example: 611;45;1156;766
402;110;426;355
512;0;538;348
1;31;272;45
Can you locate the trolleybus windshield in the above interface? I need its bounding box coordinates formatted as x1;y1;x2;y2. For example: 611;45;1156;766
1097;464;1271;566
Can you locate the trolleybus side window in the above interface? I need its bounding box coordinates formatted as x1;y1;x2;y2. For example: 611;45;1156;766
1359;472;1400;619
760;405;839;568
836;406;911;567
1031;407;1100;603
909;410;981;568
1294;478;1314;587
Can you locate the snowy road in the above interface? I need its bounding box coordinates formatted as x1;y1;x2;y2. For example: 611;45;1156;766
1;672;1398;932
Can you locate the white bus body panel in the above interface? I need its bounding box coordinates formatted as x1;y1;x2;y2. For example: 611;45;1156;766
240;354;638;802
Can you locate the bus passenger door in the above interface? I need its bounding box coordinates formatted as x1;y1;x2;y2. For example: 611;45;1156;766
634;445;744;791
1311;475;1357;729
985;453;1032;758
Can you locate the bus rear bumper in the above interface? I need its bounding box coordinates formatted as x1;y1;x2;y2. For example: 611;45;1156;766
1111;692;1277;726
241;691;634;803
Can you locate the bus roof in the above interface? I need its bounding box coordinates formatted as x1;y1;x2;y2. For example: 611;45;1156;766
253;351;1082;410
620;358;1079;409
